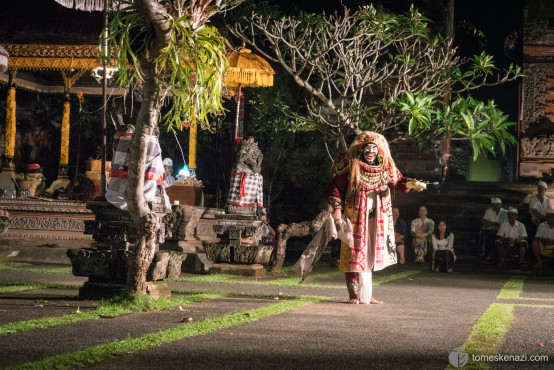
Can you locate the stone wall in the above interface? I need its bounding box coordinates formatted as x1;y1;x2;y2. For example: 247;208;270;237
520;3;554;178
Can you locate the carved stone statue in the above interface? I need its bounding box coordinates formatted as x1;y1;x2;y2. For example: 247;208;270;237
235;136;263;174
226;137;264;216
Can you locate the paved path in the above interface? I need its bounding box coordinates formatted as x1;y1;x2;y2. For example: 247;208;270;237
0;263;552;369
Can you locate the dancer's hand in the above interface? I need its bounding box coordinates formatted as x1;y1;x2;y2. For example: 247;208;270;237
332;207;342;222
406;179;427;192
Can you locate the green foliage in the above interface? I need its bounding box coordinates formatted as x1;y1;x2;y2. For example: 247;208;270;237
106;0;230;130
394;93;517;160
393;91;436;135
233;3;523;157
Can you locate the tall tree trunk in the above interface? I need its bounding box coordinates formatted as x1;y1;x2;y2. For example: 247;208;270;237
125;61;161;294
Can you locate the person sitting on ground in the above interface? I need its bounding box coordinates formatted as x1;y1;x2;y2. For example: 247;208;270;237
431;219;455;273
411;205;434;263
529;181;552;226
481;198;508;265
531;209;554;269
393;207;409;264
496;207;528;267
162;158;176;188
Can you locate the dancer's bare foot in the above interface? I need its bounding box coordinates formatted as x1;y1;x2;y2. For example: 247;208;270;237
369;297;383;304
348;298;360;304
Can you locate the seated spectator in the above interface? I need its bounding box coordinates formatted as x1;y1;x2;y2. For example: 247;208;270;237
393;207;409;264
531;209;554;269
411;205;434;263
162;158;176;188
496;207;528;267
481;198;508;265
529;181;552;226
431;219;455;273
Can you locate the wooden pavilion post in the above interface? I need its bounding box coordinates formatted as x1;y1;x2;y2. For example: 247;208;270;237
3;70;17;170
0;69;18;194
46;69;85;193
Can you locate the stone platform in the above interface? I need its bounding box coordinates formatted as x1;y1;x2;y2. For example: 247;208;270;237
0;198;94;243
210;263;266;277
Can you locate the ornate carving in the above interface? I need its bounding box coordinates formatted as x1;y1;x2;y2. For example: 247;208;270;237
234;245;273;265
184;207;202;240
9;57;101;71
520;135;554;159
523;20;551;44
149;251;186;281
521;64;554;131
4;44;99;58
67;248;132;283
204;243;231;263
235;136;263;174
0;200;92;213
8;216;85;231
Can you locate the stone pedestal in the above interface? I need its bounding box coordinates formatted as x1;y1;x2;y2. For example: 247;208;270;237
0;169;17;196
210;263;266;277
146;281;171;299
67;199;182;299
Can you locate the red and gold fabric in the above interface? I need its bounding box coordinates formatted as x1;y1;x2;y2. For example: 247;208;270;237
330;161;407;272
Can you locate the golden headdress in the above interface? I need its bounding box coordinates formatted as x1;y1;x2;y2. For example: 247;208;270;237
357;132;381;151
347;131;399;185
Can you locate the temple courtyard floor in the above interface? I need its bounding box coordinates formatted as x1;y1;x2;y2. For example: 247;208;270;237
0;261;553;369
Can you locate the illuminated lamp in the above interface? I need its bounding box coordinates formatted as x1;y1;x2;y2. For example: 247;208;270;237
177;165;191;179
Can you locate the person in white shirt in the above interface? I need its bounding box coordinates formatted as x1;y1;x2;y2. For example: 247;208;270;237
162;158;176;188
411;205;434;263
531;209;554;269
496;207;528;267
481;198;508;264
529;181;552;226
431;219;455;273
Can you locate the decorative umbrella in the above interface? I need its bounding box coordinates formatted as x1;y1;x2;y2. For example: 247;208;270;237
53;0;105;11
225;47;274;142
